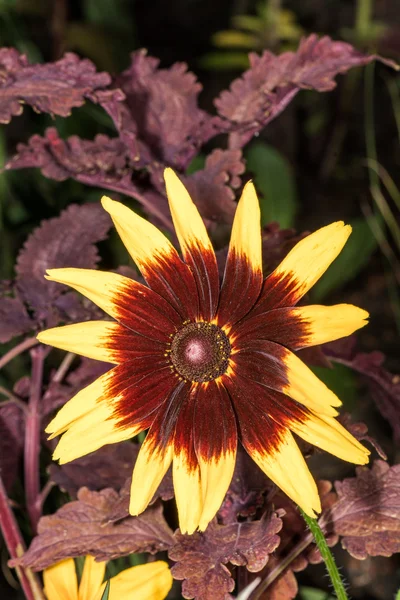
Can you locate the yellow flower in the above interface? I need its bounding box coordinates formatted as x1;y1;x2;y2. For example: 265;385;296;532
43;556;172;600
38;169;370;534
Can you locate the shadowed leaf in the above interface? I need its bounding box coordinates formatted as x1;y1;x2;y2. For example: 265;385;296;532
169;513;282;600
0;403;24;492
15;202;112;321
329;461;400;559
12;488;174;570
0;292;34;342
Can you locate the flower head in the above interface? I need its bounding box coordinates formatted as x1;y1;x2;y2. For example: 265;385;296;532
39;169;370;534
43;556;172;600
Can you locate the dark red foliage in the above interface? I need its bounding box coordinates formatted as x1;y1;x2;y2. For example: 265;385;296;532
0;293;34;343
214;34;396;148
11;488;174;570
329;461;400;559
169;513;283;600
15;202;112;323
0;48;120;123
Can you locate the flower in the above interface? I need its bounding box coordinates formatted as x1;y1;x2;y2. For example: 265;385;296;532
43;556;172;600
38;169;370;534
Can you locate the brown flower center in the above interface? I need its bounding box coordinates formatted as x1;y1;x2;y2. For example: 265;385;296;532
170;322;231;382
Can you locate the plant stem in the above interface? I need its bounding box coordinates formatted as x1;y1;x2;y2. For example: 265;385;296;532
355;0;373;40
24;346;45;534
0;337;38;371
0;475;45;600
299;509;349;600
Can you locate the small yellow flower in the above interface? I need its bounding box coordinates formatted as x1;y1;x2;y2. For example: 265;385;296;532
43;556;172;600
38;168;370;535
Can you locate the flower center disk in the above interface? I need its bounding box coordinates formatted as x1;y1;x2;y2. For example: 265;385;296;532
170;322;231;382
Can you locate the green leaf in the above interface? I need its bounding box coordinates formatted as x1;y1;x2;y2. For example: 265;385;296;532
199;52;250;71
299;586;336;600
311;217;379;301
311;363;357;411
101;580;110;600
395;586;400;600
245;141;297;228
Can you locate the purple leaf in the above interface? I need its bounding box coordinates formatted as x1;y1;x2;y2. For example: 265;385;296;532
329;461;400;559
169;513;282;600
114;50;220;170
12;488;174;570
15;202;112;322
6;128;173;229
215;35;397;148
0;292;34;342
48;443;138;497
0;49;121;124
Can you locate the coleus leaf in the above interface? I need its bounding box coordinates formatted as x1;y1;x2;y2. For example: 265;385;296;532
169;513;283;600
15;201;112;322
215;34;397;148
0;292;34;343
0;403;24;492
329;461;400;559
113;49;221;170
0;48;122;123
11;488;174;570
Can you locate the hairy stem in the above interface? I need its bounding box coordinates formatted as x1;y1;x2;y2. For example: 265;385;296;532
0;337;38;371
0;475;45;600
300;509;348;600
24;346;45;534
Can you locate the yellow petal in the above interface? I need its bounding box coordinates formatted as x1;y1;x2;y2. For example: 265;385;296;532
52;401;138;464
197;450;236;532
129;438;173;517
291;412;370;465
246;428;321;518
43;558;78;600
78;556;105;600
37;321;121;364
173;452;204;535
46;370;113;437
228;180;262;273
105;561;172;600
164;168;213;256
45;269;127;320
291;304;369;346
101;196;174;269
282;347;341;416
269;222;352;303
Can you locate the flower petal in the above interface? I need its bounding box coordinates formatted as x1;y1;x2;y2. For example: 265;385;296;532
225;379;320;517
106;561;173;600
45;268;181;342
193;382;237;531
288;411;370;465
217;181;263;326
37;321;165;364
101;196;199;320
79;556;105;600
164;168;219;321
43;558;78;600
234;304;369;350
129;382;190;517
47;362;176;463
253;222;351;312
233;340;341;416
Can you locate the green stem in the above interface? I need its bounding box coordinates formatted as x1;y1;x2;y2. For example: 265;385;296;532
355;0;373;39
299;509;348;600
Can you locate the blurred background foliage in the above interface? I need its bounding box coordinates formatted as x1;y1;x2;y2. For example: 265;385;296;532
0;1;399;597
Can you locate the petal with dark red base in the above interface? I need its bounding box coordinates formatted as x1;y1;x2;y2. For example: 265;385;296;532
46;268;182;342
233;340;341;416
234;304;369;350
129;381;190;518
217;182;262;326
164;168;219;321
224;374;320;517
102;196;200;320
252;222;351;314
